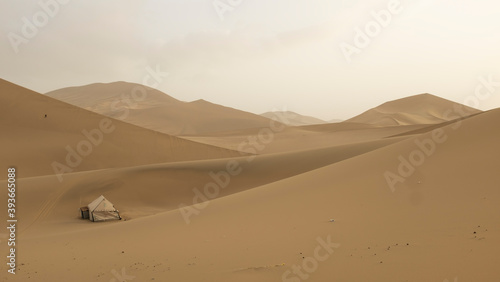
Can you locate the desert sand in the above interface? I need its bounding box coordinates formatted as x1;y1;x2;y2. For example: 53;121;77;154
1;78;499;282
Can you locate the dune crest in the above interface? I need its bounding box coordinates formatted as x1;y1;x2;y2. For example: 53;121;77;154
345;93;481;126
46;82;280;135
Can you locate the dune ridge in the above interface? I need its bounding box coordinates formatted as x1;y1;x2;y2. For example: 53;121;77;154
346;93;481;126
46;82;281;135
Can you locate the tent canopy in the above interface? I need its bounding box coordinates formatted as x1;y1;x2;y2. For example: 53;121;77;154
87;195;121;222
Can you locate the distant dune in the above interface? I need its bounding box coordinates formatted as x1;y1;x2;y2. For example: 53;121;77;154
260;111;326;126
46;82;280;135
328;118;343;123
0;79;244;179
345;93;481;126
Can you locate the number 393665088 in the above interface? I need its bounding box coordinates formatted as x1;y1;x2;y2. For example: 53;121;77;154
7;168;16;218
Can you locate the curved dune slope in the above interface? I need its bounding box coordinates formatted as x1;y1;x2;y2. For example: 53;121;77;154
0;79;244;179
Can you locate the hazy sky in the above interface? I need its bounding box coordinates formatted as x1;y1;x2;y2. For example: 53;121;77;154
1;0;500;120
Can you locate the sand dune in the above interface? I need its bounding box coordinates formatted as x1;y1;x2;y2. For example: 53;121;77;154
46;82;279;135
11;135;408;234
346;93;481;126
2;77;498;282
5;107;499;281
0;79;244;180
260;111;327;126
387;111;484;138
185;122;431;154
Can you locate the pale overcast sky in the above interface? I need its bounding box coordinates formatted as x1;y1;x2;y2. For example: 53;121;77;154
1;0;500;120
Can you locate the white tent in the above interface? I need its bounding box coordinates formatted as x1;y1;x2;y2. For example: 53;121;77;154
86;195;121;222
